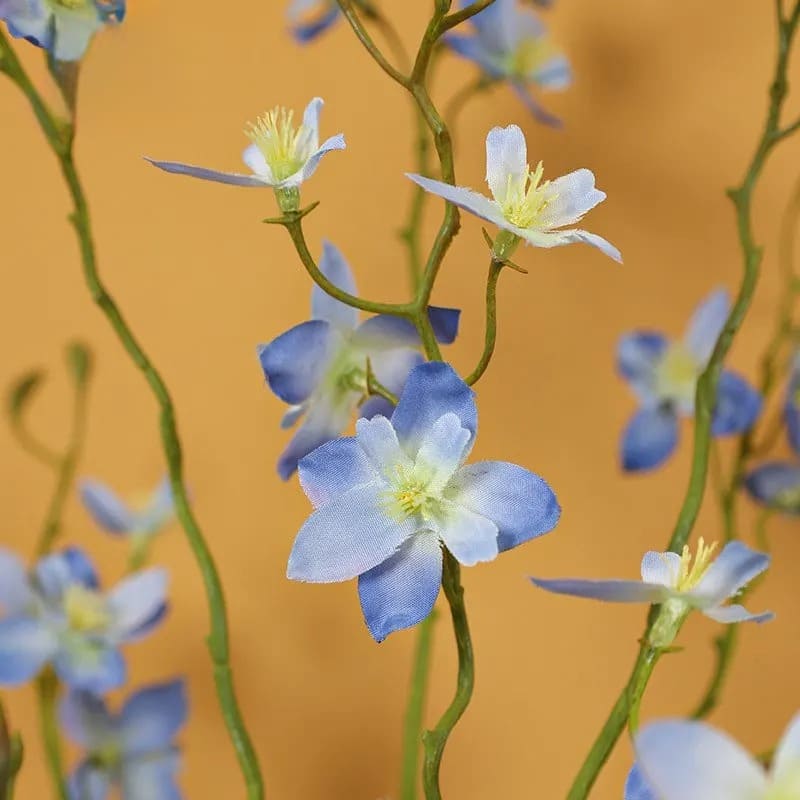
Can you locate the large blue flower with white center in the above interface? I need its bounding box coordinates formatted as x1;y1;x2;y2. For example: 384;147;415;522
0;0;124;61
288;0;339;42
745;353;800;514
61;679;187;800
407;125;621;263
445;0;571;126
80;477;174;539
146;97;344;191
257;240;460;479
287;361;560;641
632;713;800;800
0;547;167;692
531;539;772;625
618;288;762;471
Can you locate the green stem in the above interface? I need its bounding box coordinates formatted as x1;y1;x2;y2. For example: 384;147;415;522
0;701;22;800
567;4;800;797
0;32;265;800
8;418;61;469
466;260;503;385
36;671;67;800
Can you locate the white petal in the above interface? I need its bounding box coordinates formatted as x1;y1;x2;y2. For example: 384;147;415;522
415;413;472;490
300;96;324;152
355;416;409;476
405;174;508;229
772;713;800;788
485;125;528;204
241;143;271;179
437;503;499;567
519;227;622;263
702;605;773;624
689;541;770;608
640;551;681;588
538;169;606;229
106;569;168;641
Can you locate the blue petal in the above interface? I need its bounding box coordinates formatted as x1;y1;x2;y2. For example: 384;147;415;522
428;307;461;345
289;2;339;43
0;549;34;615
143;157;268;187
617;332;667;402
391;362;477;457
530;577;668;604
468;0;517;53
257;319;335;405
444;34;504;78
354;307;460;352
450;461;560;552
107;569;169;642
141;478;175;533
684;288;729;365
689;541;770;608
295;134;346;186
358;532;442;642
311;241;359;330
0;0;52;49
711;371;762;436
744;461;800;513
68;762;111;800
371;349;424;397
35;548;99;601
532;55;572;90
80;480;136;535
120;752;182;800
60;690;114;750
702;604;773;624
53;644;126;692
510;82;562;128
358;396;395;420
624;764;657;800
120;680;188;756
0;617;56;685
437;503;498;566
621;407;679;472
297;435;377;508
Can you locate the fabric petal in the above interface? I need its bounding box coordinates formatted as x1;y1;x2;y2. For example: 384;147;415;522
370;349;424;397
405;174;508;229
0;549;34;615
640;551;681;588
300;96;323;150
469;0;517;53
0;617;56;685
448;461;559;552
518;227;622;263
60;691;114;750
290;4;339;43
416;413;472;490
121;751;182;800
120;680;188;757
107;569;169;642
530;576;669;604
772;713;800;787
427;307;461;345
684;289;729;366
287;484;415;582
702;604;773;624
36;548;99;600
297;435;377;507
79;480;136;535
358;395;395;421
241;143;270;178
0;0;52;49
744;461;800;513
53;643;126;692
621;407;679;472
438;503;498;566
444;34;503;78
538;169;606;229
311;241;359;330
711;371;762;436
617;332;667;405
624;764;657;800
280;403;306;429
52;12;99;61
485;124;528;205
635;720;766;800
144;157;269;187
358;532;442;642
68;762;111;800
355;416;409;476
293;134;346;187
689;541;770;608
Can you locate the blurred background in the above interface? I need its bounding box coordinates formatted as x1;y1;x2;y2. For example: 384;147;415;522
2;1;800;797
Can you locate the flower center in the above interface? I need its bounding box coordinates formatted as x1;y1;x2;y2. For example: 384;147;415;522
386;464;438;521
507;37;556;78
773;484;800;511
498;161;554;229
654;344;699;406
51;0;90;9
63;585;111;633
674;538;718;592
245;107;312;182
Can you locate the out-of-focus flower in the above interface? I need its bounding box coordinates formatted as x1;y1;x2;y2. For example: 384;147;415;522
618;289;762;471
0;0;124;61
80;477;174;539
407;125;621;263
61;679;187;800
633;713;800;800
257;241;460;479
288;0;339;42
0;547;167;692
446;0;570;125
624;764;656;800
288;361;560;641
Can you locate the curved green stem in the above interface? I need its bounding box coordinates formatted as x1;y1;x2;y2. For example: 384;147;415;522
8;418;61;469
36;671;67;800
466;260;503;386
0;31;265;800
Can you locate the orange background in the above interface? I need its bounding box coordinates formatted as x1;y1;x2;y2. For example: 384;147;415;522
2;2;800;798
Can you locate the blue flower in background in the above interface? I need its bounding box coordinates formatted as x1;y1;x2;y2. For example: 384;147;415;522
746;353;800;513
80;477;174;539
0;547;167;691
146;97;345;190
288;0;339;43
0;0;124;61
61;679;187;800
445;0;571;125
288;361;560;641
531;539;772;625
632;713;800;800
618;288;762;472
624;765;656;800
257;240;460;479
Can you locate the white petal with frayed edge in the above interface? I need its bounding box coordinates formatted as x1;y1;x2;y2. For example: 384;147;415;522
519;227;622;263
355;416;409;476
538;169;606;229
437;503;498;566
415;413;472;490
241;144;272;179
485;125;528;204
405;174;507;228
640;551;681;588
530;577;669;604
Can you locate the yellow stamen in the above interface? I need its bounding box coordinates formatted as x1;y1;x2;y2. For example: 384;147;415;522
63;585;111;634
245;107;311;182
654;344;699;405
499;161;555;229
674;538;718;592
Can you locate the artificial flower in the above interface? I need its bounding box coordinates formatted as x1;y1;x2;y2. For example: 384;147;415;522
288;0;339;42
80;477;174;539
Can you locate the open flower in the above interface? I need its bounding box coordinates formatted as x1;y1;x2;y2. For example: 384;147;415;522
0;547;167;691
62;680;187;800
288;0;339;42
445;0;570;125
0;0;124;61
633;713;800;800
258;241;460;479
407;125;621;263
80;477;174;539
146;97;344;195
531;540;772;626
618;288;762;471
288;361;560;641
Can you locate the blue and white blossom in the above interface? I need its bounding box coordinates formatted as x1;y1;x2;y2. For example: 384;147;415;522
80;477;174;539
0;0;124;61
0;547;167;692
258;241;460;479
288;0;339;42
531;539;772;625
146;97;345;191
446;0;570;125
624;765;655;800
407;125;621;263
632;713;800;800
61;679;187;800
618;288;762;471
288;361;560;641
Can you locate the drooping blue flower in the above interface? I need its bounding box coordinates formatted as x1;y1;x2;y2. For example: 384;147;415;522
531;539;772;625
288;0;339;43
80;477;174;539
257;240;460;479
407;125;621;263
61;679;187;800
0;0;124;61
287;361;560;641
445;0;571;125
0;547;167;692
618;288;762;472
633;713;800;800
146;97;345;190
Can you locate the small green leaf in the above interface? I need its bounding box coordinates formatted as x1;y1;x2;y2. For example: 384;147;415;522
7;371;44;419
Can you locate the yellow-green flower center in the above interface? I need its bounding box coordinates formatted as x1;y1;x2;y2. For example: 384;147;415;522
63;585;110;633
245;107;311;182
674;538;717;592
655;344;699;406
773;484;800;511
498;161;554;229
508;37;557;78
386;464;438;521
52;0;89;8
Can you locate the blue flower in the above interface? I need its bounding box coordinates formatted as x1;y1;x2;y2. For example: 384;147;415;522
618;288;762;472
287;361;560;641
61;679;187;800
80;477;174;539
445;0;570;125
0;547;167;691
146;97;345;190
0;0;124;61
531;539;772;625
633;713;800;800
288;0;339;43
257;240;460;479
624;764;656;800
407;125;621;263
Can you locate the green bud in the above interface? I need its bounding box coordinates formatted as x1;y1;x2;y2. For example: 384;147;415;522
275;186;301;214
492;229;522;263
7;371;44;419
65;341;93;385
647;597;690;649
